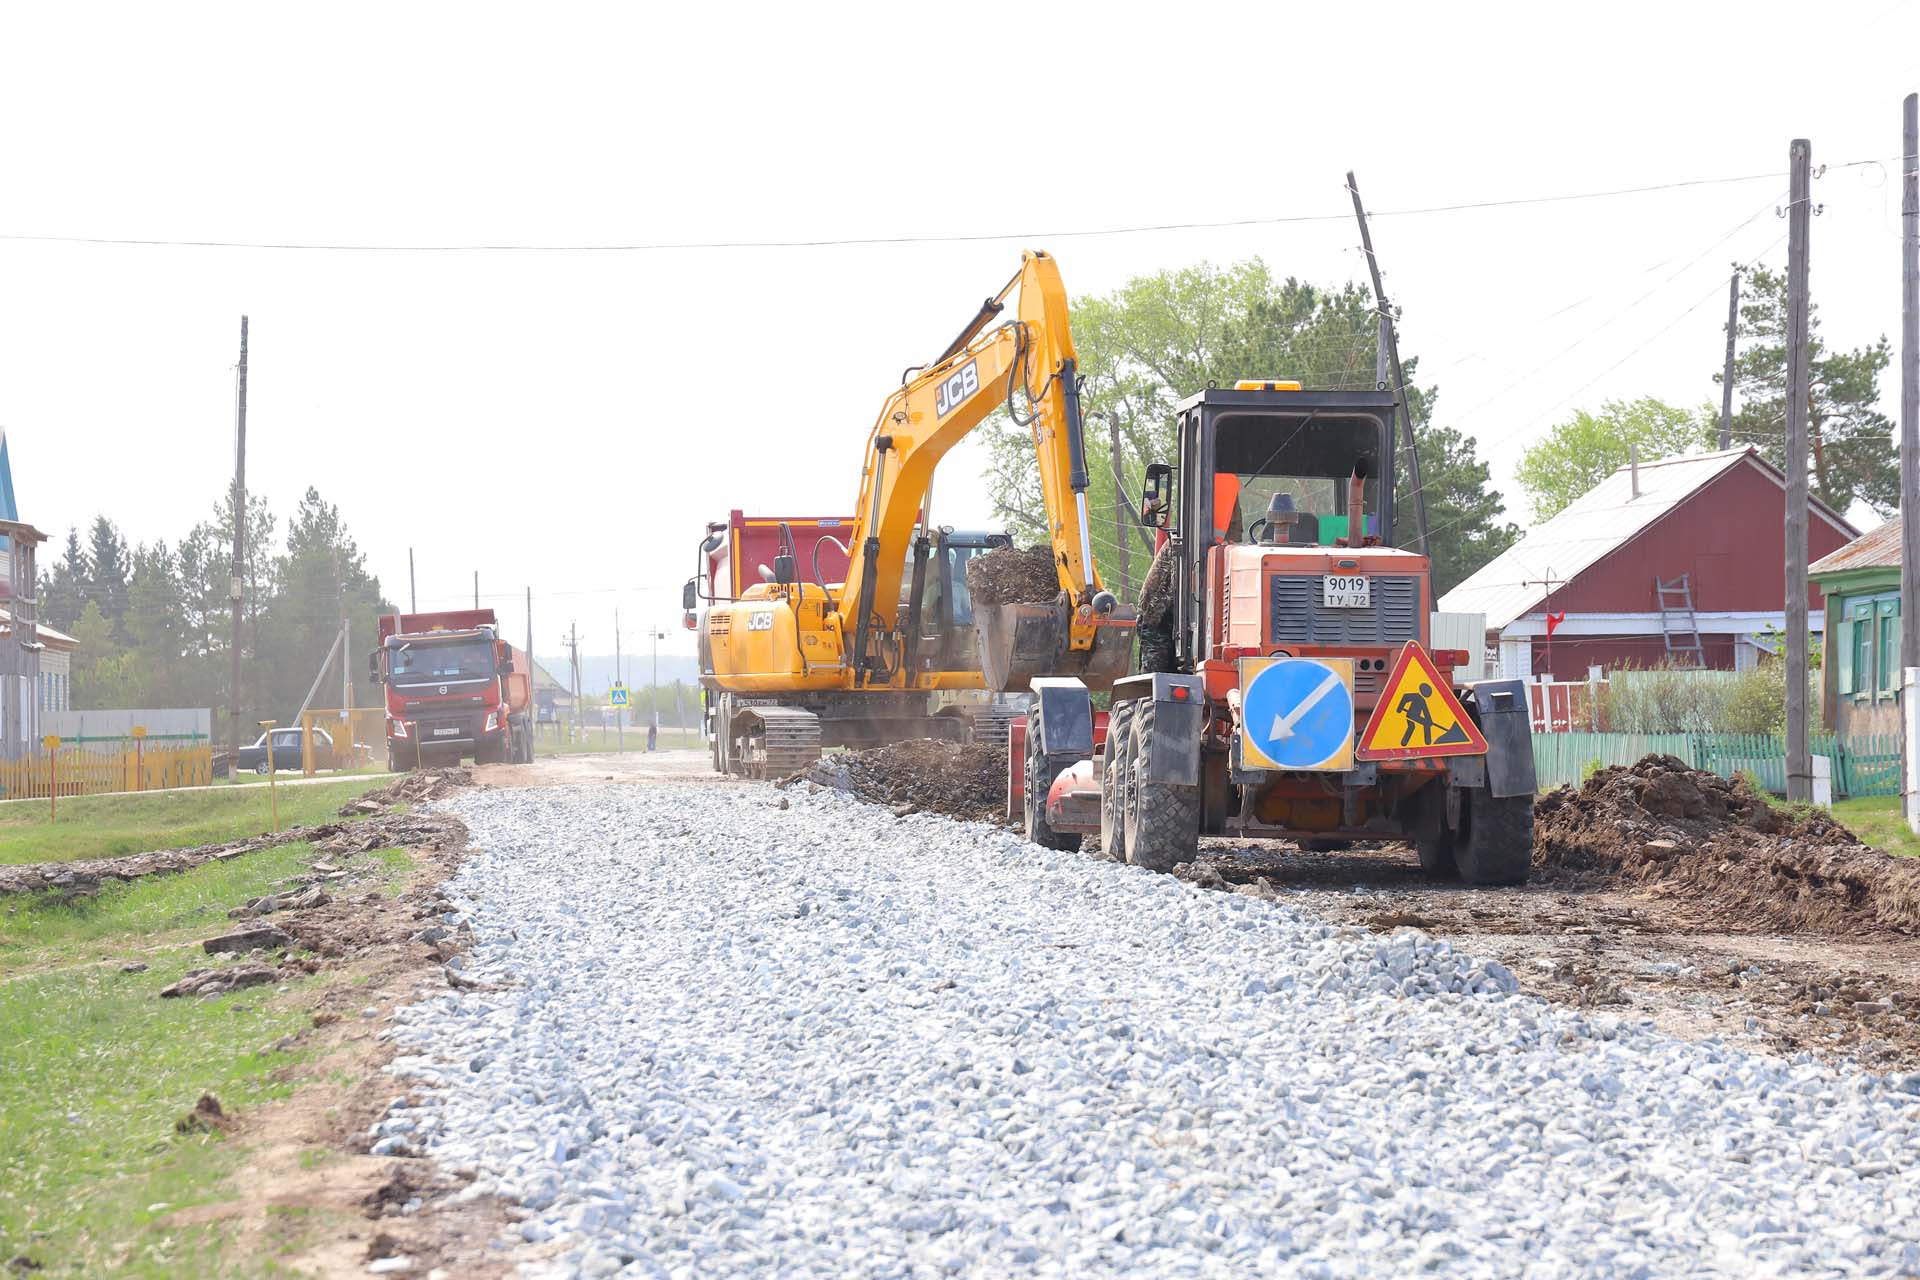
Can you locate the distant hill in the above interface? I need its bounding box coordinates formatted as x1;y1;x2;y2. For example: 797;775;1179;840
535;652;699;695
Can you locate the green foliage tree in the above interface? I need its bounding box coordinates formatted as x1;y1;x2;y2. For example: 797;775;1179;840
1514;397;1717;521
981;259;1515;598
60;486;391;723
40;527;89;633
1722;263;1895;515
85;516;131;636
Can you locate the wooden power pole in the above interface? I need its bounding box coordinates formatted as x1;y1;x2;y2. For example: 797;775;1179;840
1902;94;1920;826
408;548;416;613
1784;138;1814;803
228;316;249;764
1346;171;1429;556
1719;271;1740;449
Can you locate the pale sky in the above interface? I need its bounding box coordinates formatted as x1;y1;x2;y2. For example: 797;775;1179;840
2;0;1915;678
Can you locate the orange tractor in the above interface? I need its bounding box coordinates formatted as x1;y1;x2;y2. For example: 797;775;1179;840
1015;384;1538;884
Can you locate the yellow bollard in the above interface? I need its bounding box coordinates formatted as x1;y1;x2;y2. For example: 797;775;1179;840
131;724;147;792
42;735;59;823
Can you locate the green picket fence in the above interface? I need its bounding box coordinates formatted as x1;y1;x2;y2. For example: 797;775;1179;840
1533;731;1902;798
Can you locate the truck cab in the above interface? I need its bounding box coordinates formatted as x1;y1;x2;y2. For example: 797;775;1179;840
370;609;532;769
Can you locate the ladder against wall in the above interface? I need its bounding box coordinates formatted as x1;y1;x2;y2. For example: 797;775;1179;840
1656;574;1706;667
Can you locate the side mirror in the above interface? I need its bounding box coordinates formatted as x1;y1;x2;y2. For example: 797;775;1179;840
683;610;698;631
367;651;383;685
1140;463;1173;530
772;553;797;586
682;579;699;611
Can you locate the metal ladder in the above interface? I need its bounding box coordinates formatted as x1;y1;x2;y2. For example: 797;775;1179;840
1655;574;1707;667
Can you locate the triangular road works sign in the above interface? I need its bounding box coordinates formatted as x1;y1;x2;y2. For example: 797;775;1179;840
1356;641;1487;761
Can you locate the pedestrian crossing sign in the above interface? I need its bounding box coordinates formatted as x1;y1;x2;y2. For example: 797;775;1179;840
1356;641;1487;761
610;684;630;708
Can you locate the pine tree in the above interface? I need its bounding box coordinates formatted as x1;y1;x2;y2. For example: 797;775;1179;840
40;527;89;633
85;516;131;636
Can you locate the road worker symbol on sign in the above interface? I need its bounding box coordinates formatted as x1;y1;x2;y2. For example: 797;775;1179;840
1356;641;1487;761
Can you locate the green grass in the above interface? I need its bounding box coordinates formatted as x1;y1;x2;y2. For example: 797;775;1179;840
535;728;702;755
1830;795;1920;858
0;840;417;1275
0;779;389;867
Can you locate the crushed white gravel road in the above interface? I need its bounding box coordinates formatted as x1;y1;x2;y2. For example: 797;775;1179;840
387;782;1920;1278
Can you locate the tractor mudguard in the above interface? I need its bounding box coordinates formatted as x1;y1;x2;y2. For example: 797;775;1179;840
1137;672;1204;787
1030;677;1095;759
1465;679;1536;799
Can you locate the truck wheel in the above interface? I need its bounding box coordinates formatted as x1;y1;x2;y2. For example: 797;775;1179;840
1416;837;1457;875
1098;701;1135;862
1454;790;1534;886
1125;699;1200;873
1023;707;1081;852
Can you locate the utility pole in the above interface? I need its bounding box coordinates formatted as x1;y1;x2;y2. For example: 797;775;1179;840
615;608;624;751
1346;171;1429;556
1901;93;1920;829
408;548;416;614
526;586;534;749
473;570;479;610
1719;271;1741;449
567;623;581;742
1785;138;1814;803
228;316;249;765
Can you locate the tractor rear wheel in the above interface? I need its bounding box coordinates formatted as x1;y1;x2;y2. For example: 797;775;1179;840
1098;701;1135;862
1454;789;1534;886
1124;699;1200;873
1023;707;1081;852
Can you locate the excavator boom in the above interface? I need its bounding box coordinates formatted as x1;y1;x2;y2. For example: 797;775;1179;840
837;250;1133;690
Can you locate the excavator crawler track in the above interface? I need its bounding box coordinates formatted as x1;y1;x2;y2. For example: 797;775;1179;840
738;706;822;780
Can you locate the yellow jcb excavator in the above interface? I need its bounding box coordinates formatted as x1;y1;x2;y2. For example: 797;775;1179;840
691;250;1137;776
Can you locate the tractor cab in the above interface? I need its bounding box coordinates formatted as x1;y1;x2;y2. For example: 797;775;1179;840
1141;386;1425;668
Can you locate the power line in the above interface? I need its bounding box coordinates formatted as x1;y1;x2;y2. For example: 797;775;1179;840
0;165;1890;254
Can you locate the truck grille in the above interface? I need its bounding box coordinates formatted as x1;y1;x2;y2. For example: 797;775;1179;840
1270;575;1420;645
708;613;731;637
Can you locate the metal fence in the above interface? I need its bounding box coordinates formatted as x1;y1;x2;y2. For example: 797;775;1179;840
1533;731;1901;798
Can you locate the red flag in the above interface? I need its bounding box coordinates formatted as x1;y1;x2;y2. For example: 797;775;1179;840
1545;611;1565;637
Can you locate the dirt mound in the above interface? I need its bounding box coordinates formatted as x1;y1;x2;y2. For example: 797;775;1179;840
349;766;473;810
1534;754;1920;935
966;544;1060;608
796;739;1006;823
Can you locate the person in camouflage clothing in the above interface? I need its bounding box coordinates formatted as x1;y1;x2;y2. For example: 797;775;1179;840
1136;537;1178;674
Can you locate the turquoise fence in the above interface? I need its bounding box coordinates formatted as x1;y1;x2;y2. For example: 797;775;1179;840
1534;732;1901;798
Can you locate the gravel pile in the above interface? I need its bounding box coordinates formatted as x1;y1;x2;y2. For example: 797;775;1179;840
795;739;1006;822
389;784;1920;1278
965;544;1060;607
1535;754;1920;935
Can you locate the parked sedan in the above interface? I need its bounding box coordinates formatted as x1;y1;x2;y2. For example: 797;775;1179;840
235;726;334;774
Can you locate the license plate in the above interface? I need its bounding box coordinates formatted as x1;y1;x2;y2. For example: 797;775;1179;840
432;727;460;737
1323;575;1371;609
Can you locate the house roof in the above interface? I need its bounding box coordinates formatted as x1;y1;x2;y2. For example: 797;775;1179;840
1438;446;1858;631
0;610;76;650
530;658;570;693
1810;514;1900;577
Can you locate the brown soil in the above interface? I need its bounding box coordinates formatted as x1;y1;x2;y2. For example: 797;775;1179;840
1534;754;1920;936
0;771;476;899
149;789;523;1278
964;544;1060;608
794;739;1008;823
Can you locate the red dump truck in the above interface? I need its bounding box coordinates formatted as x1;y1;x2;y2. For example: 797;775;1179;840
369;609;532;769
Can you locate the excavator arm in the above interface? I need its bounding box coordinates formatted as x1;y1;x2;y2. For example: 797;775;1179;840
835;250;1134;690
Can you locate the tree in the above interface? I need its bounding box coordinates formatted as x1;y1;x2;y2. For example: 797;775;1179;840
1419;422;1521;597
1722;263;1895;515
69;600;143;708
40;527;89;634
982;259;1515;596
260;488;391;716
85;516;131;635
1515;398;1716;521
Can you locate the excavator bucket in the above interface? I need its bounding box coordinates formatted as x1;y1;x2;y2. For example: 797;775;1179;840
976;603;1137;692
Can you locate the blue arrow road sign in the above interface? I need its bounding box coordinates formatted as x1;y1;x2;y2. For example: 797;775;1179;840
1241;658;1354;771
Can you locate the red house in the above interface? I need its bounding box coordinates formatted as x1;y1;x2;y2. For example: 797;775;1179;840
1438;447;1858;682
